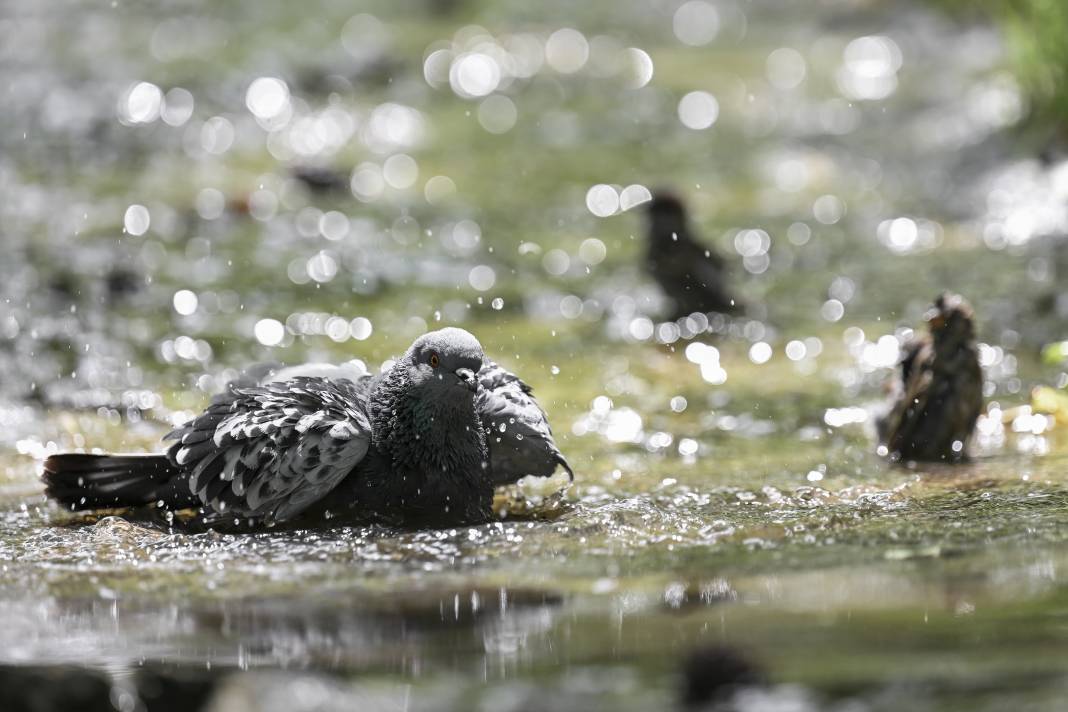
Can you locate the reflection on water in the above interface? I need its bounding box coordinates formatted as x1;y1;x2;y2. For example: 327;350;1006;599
4;538;1068;710
1;586;564;673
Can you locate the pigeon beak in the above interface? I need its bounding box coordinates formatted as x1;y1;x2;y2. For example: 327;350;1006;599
455;368;478;392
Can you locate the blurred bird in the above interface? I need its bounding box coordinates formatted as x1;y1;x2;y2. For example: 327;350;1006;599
877;293;984;463
43;328;572;529
644;191;739;320
289;165;350;195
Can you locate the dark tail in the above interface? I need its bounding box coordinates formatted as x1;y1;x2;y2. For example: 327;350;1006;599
556;453;575;482
42;454;194;511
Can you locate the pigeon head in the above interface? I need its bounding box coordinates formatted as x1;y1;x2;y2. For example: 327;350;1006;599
926;292;975;352
403;327;485;395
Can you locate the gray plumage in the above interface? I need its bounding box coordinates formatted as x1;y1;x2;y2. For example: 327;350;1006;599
477;361;573;486
43;328;572;528
168;376;373;522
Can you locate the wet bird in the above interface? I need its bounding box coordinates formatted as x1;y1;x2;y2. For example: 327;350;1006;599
877;293;984;463
643;191;739;320
43;328;572;529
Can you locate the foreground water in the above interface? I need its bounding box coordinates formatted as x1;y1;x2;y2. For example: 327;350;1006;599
4;0;1068;709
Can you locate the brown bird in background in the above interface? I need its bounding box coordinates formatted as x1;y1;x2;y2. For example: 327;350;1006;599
643;191;739;320
877;293;984;463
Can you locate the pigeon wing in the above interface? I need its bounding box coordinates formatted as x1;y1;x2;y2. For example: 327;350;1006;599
163;376;371;522
476;361;573;486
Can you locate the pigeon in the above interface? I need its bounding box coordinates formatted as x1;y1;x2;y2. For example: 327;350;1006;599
643;191;738;320
43;328;573;529
877;293;984;463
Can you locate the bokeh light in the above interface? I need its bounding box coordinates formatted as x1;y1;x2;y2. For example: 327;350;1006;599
677;91;719;129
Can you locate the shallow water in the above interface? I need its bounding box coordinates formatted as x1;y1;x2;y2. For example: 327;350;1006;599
4;0;1068;709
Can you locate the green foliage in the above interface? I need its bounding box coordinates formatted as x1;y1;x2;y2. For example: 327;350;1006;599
1003;1;1068;125
931;0;1068;129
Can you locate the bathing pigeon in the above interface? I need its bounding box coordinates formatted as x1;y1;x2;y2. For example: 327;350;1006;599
43;328;572;528
877;293;984;463
643;191;739;320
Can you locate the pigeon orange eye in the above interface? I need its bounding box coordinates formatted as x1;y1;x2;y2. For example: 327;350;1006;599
429;353;439;368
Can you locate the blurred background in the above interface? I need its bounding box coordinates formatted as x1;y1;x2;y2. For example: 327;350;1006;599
4;0;1068;710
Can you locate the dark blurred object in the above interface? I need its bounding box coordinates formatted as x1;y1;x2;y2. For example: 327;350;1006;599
130;668;217;712
294;57;402;95
681;645;763;708
643;191;739;320
47;266;140;306
289;165;350;195
105;266;142;302
33;238;142;308
0;665;113;712
877;292;984;463
0;664;218;712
